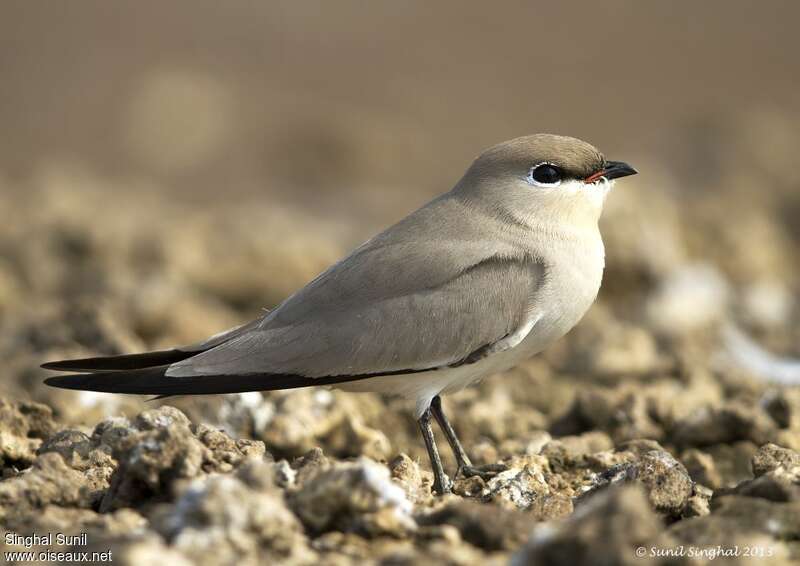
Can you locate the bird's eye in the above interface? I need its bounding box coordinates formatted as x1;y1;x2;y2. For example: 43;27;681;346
527;163;563;187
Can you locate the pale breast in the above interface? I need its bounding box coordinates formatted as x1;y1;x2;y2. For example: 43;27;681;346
512;231;605;360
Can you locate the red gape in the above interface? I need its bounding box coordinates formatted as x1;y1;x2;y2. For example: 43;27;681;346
584;169;607;183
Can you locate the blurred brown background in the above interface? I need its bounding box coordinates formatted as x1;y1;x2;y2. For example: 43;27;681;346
2;1;799;223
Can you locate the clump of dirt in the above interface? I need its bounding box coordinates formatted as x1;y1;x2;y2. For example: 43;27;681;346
2;400;800;564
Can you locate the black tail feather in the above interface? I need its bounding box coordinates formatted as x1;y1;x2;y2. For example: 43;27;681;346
41;349;197;372
43;366;369;396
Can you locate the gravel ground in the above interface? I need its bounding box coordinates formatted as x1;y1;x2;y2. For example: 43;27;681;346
2;121;800;565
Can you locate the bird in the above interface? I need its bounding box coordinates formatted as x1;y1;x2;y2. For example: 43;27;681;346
43;134;637;494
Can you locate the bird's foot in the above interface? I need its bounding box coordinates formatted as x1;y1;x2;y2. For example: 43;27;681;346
596;462;639;485
456;462;508;481
433;474;454;495
573;462;639;505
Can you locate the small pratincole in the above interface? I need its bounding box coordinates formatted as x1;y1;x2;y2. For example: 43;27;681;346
44;134;637;494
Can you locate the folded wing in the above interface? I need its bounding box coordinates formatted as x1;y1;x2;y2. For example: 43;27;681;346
44;194;545;394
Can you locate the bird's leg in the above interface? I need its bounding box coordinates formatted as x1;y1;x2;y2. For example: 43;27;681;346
418;406;451;495
430;395;508;480
430;395;472;471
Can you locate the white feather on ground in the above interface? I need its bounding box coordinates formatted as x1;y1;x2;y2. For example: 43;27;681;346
720;323;800;385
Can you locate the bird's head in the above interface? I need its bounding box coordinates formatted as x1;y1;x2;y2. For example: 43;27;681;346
456;134;637;229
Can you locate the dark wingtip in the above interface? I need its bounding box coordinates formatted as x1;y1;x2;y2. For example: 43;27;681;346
43;366;386;397
44;374;85;389
40;349;194;373
147;394;173;402
41;360;77;371
40;357;122;372
43;367;171;394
